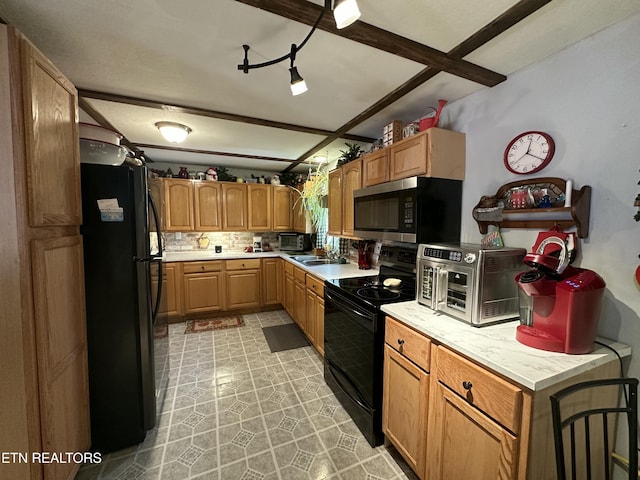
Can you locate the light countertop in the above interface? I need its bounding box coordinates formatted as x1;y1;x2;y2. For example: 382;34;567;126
382;301;631;391
162;250;378;281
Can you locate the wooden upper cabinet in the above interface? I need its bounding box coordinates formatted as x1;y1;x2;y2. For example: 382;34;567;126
362;149;390;187
389;128;465;182
164;179;194;231
341;159;362;237
273;185;293;231
248;184;272;231
20;33;82;227
327;168;343;236
194;181;222;231
222;182;248;231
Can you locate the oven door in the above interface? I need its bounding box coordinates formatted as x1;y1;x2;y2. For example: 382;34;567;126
323;288;383;446
439;264;476;323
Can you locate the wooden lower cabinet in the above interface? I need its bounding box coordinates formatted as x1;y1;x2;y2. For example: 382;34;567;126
383;316;622;480
427;380;518;480
284;262;295;318
261;257;281;305
383;346;429;477
305;273;325;355
293;266;307;333
225;259;261;309
152;262;182;318
183;261;224;313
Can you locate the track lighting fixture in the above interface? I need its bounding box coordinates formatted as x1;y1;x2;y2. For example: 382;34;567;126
238;0;361;95
155;121;192;143
333;0;361;29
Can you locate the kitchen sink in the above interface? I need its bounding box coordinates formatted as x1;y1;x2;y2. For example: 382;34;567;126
290;255;342;266
302;259;341;266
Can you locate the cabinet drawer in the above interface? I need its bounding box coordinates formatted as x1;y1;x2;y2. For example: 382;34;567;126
284;260;294;275
226;258;261;270
294;266;306;283
435;346;523;433
385;316;431;372
305;274;324;297
183;260;223;273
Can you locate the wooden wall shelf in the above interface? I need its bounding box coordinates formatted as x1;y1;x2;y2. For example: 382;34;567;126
473;177;591;238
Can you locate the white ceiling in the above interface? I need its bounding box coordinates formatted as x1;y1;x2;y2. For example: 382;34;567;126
1;0;638;174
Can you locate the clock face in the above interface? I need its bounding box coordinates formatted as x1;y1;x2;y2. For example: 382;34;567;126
504;131;555;174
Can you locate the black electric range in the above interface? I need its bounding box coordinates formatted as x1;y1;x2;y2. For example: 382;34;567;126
323;244;417;447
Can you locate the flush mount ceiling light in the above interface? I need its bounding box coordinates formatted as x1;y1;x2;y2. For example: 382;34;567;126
238;0;360;96
155;121;192;143
312;152;328;163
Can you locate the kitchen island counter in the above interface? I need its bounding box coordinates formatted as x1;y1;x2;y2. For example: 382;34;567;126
382;300;630;391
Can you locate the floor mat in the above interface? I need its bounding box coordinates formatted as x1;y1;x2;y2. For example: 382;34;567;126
185;316;244;334
262;323;310;353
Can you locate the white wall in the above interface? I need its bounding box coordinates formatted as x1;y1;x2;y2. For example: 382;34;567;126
442;13;640;378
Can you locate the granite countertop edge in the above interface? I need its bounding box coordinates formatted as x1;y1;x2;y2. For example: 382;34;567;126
381;301;631;392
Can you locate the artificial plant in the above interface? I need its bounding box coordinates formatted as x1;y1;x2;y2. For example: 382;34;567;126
293;164;329;246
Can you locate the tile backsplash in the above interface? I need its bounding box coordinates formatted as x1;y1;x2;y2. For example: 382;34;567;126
157;231;281;253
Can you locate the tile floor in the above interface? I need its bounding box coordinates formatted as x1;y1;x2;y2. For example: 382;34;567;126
77;310;417;480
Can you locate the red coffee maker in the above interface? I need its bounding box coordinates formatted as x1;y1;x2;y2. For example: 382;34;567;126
515;233;606;354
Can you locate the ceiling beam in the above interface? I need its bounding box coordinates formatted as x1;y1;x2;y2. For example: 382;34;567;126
78;89;375;143
234;0;506;87
281;0;553;172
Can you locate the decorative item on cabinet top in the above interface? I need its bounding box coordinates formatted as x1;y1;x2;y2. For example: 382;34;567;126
472;177;591;238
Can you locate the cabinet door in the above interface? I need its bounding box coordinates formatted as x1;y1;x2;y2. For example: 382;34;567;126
164;179;194;231
389;132;428;181
222;183;248;231
342;159;362;237
383;345;429;478
194;182;222;231
327;168;343;236
362;149;389;187
226;270;260;309
262;258;280;305
293;280;307;332
31;235;90;479
305;288;317;345
248;184;272;231
183;272;224;313
21;36;82;227
292;188;310;233
284;272;295;318
315;297;324;356
273;186;293;231
427;382;518;480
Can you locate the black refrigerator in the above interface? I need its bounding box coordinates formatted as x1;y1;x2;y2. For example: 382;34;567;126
80;163;164;453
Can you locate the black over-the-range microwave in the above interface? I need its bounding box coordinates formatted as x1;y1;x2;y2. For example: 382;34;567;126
353;176;462;243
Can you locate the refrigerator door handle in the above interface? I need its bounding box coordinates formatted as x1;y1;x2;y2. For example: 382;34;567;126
151;259;163;323
148;189;163;258
147;189;163;323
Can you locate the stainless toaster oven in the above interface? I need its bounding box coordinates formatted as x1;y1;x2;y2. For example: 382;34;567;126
417;243;526;326
279;233;311;252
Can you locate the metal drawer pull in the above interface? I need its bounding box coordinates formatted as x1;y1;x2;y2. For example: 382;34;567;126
397;339;405;346
462;381;473;390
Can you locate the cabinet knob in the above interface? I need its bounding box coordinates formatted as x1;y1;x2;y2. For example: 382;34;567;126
462;381;473;390
397;339;404;346
201;266;204;271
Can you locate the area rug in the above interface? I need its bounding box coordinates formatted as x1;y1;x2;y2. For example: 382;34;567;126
185;316;244;334
262;323;310;353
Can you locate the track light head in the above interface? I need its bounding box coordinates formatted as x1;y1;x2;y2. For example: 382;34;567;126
289;66;308;96
333;0;361;29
